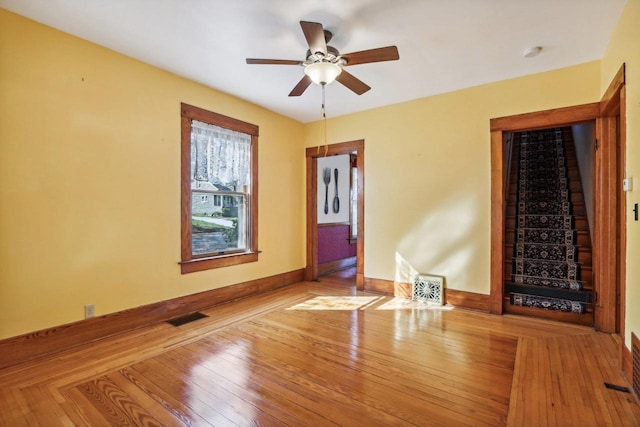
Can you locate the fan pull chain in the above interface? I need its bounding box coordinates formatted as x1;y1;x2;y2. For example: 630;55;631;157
316;84;329;157
322;83;328;156
317;85;322;155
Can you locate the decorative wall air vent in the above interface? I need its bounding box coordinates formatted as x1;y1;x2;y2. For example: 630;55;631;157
412;275;444;305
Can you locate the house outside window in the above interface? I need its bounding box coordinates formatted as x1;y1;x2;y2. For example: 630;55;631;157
180;103;259;273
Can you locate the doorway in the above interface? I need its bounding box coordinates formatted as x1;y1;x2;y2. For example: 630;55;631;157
501;124;595;326
490;65;626;334
305;140;365;290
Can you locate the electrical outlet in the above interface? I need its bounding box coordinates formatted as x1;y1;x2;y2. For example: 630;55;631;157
84;304;95;319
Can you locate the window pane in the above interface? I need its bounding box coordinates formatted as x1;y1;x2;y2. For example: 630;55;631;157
192;192;247;256
191;120;250;192
190;120;250;257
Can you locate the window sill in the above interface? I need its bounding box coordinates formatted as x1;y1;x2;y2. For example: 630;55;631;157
180;251;259;274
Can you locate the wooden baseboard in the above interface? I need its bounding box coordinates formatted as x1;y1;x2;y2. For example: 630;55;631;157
318;256;356;276
0;268;305;370
444;288;490;312
363;277;489;312
363;277;412;297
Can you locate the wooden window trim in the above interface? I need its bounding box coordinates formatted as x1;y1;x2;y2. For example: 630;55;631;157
180;103;259;274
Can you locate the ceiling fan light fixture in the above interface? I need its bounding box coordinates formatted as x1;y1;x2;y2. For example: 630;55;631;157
304;61;342;85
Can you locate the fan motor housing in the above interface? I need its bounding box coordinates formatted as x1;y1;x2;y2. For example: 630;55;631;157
306;46;341;63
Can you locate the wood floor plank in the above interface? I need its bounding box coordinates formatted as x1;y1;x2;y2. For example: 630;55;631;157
30;386;77;426
197;348;397;426
215;324;487;425
267;308;515;390
546;337;566;426
256;313;512;410
61;386;114;427
506;337;525;426
76;376;164;426
120;365;230;426
165;344;342;426
125;360;224;426
0;389;31;426
182;333;407;426
108;370;192;427
156;350;300;427
254;312;513;415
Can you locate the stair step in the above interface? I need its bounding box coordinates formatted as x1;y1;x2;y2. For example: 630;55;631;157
504;243;592;265
504;261;592;283
513;258;581;280
508;191;585;204
503;297;594;326
509;275;588;291
502;274;593;292
506;202;587;216
509;293;588;314
504;259;593;270
506;215;589;231
505;282;592;303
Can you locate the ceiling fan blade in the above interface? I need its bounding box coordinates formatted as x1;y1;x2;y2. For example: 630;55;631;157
246;58;303;65
289;75;313;97
335;70;371;95
300;21;327;55
341;46;399;66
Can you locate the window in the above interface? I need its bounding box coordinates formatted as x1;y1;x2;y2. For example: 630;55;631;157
180;103;258;273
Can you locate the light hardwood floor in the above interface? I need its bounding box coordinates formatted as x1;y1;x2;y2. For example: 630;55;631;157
1;268;639;426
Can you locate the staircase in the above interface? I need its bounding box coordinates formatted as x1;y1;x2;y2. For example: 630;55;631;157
503;127;594;326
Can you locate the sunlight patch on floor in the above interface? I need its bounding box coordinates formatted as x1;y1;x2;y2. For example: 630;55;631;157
375;297;454;311
286;295;457;311
286;296;383;310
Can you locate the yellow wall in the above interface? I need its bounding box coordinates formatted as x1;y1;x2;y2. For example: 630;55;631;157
0;10;306;339
304;62;601;294
2;4;629;341
601;0;640;348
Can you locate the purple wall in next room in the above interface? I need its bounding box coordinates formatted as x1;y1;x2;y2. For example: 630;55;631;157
318;224;356;264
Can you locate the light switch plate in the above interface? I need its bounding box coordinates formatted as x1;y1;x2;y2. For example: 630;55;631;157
623;177;633;191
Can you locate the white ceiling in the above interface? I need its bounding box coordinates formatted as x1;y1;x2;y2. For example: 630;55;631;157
0;0;626;123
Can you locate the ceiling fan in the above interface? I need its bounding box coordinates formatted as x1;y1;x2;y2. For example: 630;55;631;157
246;21;399;97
